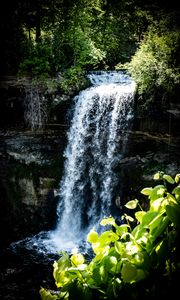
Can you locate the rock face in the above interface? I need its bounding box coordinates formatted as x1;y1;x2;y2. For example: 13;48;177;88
0;130;67;246
0;76;180;247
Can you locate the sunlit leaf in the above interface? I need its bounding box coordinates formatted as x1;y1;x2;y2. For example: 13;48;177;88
103;255;118;274
153;172;161;180
150;197;165;212
71;253;85;266
40;288;58;300
124;214;134;222
132;224;147;240
125;199;138;209
175;174;180;183
141;187;152;196
172;185;180;202
141;211;158;226
150;185;166;201
100;216;116;227
116;224;130;236
135;211;146;223
87;229;99;243
150;216;169;242
115;241;124;255
163;174;175;184
98;231;119;245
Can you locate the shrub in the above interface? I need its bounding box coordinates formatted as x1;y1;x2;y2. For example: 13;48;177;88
40;171;180;299
127;30;180;95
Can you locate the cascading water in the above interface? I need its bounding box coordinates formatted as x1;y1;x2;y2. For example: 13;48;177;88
49;71;136;251
9;71;136;254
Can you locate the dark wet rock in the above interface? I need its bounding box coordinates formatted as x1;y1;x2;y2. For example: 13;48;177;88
0;130;68;247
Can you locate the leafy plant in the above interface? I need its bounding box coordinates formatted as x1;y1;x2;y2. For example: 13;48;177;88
40;172;180;299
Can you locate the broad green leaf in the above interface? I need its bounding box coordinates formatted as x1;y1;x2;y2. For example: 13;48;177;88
150;216;169;242
163;174;175;184
56;252;70;272
172;186;180;202
133;252;145;266
155;239;169;264
53;270;71;288
166;193;177;205
150;197;165;212
40;288;58;300
166;204;180;228
150;185;166;201
121;262;137;283
98;230;119;245
103;255;118;273
149;214;163;232
100;216;116;227
71;253;85;266
141;187;152;196
125;241;141;256
141;211;159;226
175;174;180;183
135;211;146;223
92;265;108;285
115;241;124;255
116;224;130;236
132;224;147;240
92;244;110;260
87;229;99;243
135;269;147;281
53;253;71;287
125;199;138;209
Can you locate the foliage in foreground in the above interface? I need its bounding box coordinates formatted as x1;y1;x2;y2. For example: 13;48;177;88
40;172;180;299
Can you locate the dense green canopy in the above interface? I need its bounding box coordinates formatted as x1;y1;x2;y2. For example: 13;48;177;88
0;1;179;76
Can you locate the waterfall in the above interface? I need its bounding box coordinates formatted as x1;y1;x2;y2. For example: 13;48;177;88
50;71;136;250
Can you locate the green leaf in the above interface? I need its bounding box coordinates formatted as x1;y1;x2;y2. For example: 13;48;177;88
103;255;118;274
71;253;85;266
98;231;119;245
132;224;147;240
141;187;152;196
115;241;124;255
163;174;175;184
141;211;159;226
121;263;137;283
123;214;134;222
125;199;139;209
150;185;166;201
175;174;180;183
116;224;130;236
92;265;108;285
150;216;169;242
150;197;165;212
153;172;161;180
172;185;180;202
166;204;180;228
135;211;146;223
40;288;58;300
100;217;116;226
87;229;99;243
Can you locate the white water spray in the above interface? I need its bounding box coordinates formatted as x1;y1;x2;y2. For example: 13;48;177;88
50;71;136;250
